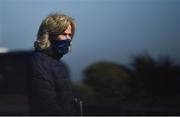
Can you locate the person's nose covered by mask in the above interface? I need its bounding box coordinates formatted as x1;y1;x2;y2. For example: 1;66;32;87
51;39;71;58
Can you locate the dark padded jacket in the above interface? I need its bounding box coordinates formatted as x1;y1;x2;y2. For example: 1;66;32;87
28;48;76;115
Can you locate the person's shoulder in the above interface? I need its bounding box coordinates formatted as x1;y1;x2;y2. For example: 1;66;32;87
31;51;46;61
30;51;53;65
30;51;67;70
29;51;49;69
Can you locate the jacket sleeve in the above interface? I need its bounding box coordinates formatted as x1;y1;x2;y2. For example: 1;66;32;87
29;65;65;115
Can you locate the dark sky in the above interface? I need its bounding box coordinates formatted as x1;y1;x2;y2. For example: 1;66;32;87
0;0;180;82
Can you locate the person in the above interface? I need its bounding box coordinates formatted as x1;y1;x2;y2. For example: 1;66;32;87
28;12;77;115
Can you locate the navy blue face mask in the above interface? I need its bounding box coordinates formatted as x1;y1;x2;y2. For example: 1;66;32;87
51;39;71;58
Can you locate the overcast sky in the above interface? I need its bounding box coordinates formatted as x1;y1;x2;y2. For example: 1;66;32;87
0;0;180;82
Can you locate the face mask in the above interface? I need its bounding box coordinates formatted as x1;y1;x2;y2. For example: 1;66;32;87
51;39;71;57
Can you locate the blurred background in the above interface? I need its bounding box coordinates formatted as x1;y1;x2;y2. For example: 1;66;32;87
0;0;180;115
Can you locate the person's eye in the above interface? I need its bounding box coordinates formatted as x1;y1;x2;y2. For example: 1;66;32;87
68;34;72;37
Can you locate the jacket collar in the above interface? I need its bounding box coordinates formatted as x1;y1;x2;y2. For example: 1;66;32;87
35;46;62;61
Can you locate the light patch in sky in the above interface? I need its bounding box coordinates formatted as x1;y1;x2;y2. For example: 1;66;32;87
0;47;9;53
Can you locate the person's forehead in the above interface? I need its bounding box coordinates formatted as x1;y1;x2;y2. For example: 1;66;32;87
64;25;72;33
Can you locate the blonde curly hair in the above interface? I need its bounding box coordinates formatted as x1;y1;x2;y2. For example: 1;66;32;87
34;13;75;50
